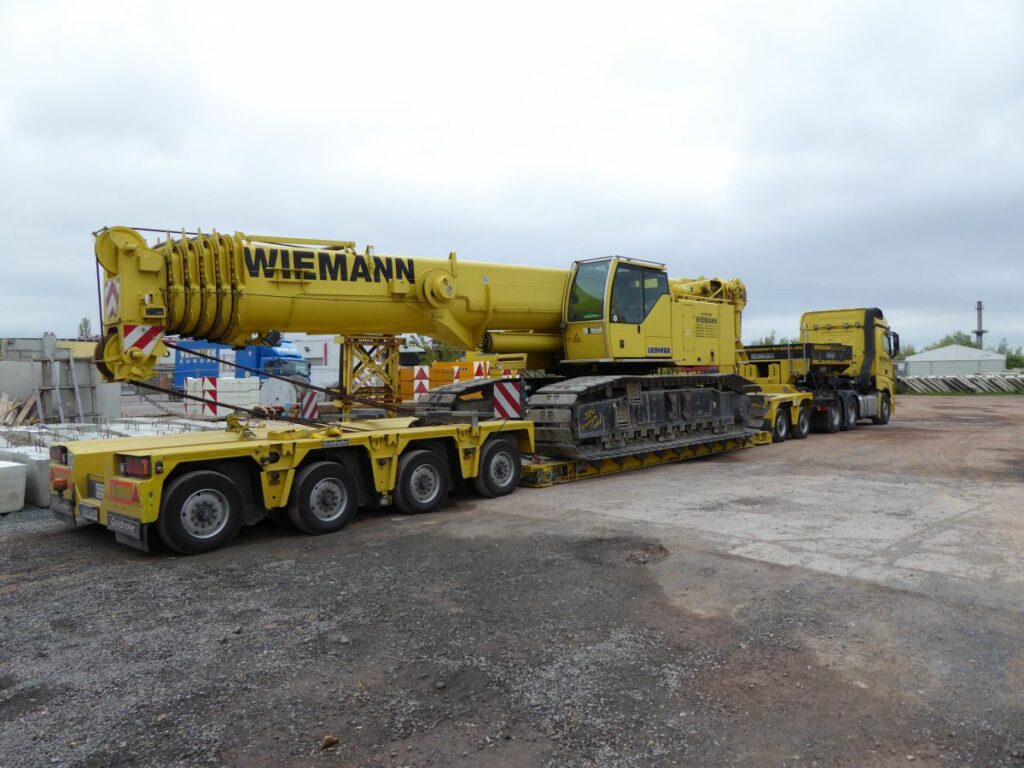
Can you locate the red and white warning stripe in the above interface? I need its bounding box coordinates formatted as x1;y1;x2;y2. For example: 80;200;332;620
121;324;163;356
201;377;218;416
412;365;430;401
104;277;120;322
300;389;320;420
492;380;522;419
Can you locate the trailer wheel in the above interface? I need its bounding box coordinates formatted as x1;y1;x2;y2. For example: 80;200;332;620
393;449;449;514
472;436;521;498
841;397;858;430
772;407;790;442
872;394;891;425
793;405;811;439
288;461;359;535
158;470;244;555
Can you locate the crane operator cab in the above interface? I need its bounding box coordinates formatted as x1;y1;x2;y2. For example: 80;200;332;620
562;257;674;366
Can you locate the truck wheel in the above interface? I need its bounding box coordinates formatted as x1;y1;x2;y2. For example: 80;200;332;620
793;405;811;439
772;408;790;442
472;437;521;498
393;449;449;515
872;394;892;425
288;461;359;535
158;470;244;555
825;402;842;433
841;397;858;431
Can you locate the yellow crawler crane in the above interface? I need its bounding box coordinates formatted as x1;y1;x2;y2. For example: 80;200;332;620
50;225;771;554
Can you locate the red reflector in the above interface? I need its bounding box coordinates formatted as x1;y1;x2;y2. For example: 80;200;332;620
52;478;68;492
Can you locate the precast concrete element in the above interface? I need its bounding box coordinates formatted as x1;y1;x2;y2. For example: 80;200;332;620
0;460;27;513
0;448;50;507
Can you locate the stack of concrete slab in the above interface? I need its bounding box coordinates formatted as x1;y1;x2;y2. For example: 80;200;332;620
899;372;1024;394
183;377;260;417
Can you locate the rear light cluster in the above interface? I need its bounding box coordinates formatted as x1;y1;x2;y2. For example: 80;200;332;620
117;455;152;478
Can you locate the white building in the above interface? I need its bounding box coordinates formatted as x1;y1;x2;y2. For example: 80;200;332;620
904;344;1006;376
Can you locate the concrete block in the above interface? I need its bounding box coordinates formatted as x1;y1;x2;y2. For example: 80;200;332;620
0;448;50;508
0;460;27;513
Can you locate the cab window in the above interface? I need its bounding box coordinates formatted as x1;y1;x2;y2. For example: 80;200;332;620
610;265;668;324
567;260;611;322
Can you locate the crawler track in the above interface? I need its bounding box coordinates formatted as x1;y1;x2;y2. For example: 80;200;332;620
417;373;766;460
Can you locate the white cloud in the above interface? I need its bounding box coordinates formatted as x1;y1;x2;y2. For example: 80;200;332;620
0;0;1021;349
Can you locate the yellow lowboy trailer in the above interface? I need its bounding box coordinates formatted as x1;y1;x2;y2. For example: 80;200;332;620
50;415;531;554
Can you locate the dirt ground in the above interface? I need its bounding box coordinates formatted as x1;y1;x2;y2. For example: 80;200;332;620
1;395;1022;767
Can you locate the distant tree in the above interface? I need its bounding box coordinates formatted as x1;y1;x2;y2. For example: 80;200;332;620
77;317;92;338
749;329;796;346
894;342;917;360
991;338;1024;369
923;331;975;351
407;334;463;365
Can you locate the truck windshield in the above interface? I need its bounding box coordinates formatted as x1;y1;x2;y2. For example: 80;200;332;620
567;260;611;322
263;359;311;377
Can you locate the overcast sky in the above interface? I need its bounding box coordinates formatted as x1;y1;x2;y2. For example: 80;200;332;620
1;1;1021;349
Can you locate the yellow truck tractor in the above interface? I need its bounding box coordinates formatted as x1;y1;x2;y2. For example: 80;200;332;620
738;308;899;441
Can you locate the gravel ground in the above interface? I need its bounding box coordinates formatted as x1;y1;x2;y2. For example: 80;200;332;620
1;396;1022;767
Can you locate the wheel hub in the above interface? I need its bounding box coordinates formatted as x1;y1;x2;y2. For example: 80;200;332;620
490;452;513;486
181;489;230;539
410;465;441;503
309;477;347;522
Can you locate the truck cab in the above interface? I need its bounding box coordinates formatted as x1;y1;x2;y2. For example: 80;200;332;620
799;308;899;404
233;340;311;381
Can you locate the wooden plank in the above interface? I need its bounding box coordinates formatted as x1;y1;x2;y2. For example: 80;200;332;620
4;398;22;426
14;395;36;426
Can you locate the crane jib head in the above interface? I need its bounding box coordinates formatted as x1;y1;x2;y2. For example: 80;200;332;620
243;246;416;284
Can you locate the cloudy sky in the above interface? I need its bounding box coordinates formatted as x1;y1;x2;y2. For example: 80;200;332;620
1;1;1021;349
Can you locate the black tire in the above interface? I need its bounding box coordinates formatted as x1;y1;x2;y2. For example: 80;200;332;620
157;470;244;555
841;397;858;431
393;449;449;515
772;407;790;443
472;437;521;498
287;461;359;535
792;405;811;439
872;394;892;425
824;402;842;433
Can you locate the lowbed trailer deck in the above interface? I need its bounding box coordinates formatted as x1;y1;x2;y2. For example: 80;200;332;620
49;416;533;554
521;431;769;488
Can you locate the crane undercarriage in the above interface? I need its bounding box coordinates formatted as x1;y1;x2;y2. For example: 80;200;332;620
416;373;766;461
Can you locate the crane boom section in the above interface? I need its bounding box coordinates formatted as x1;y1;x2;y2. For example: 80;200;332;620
95;227;568;381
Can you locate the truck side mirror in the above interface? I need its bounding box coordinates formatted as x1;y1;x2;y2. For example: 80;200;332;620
892;333;900;357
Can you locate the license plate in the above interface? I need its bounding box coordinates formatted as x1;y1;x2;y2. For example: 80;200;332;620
79;504;99;523
107;513;141;540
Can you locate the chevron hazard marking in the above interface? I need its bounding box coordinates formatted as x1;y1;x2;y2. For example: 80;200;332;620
202;377;218;416
104;277;120;321
121;324;163;356
492;381;522;419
